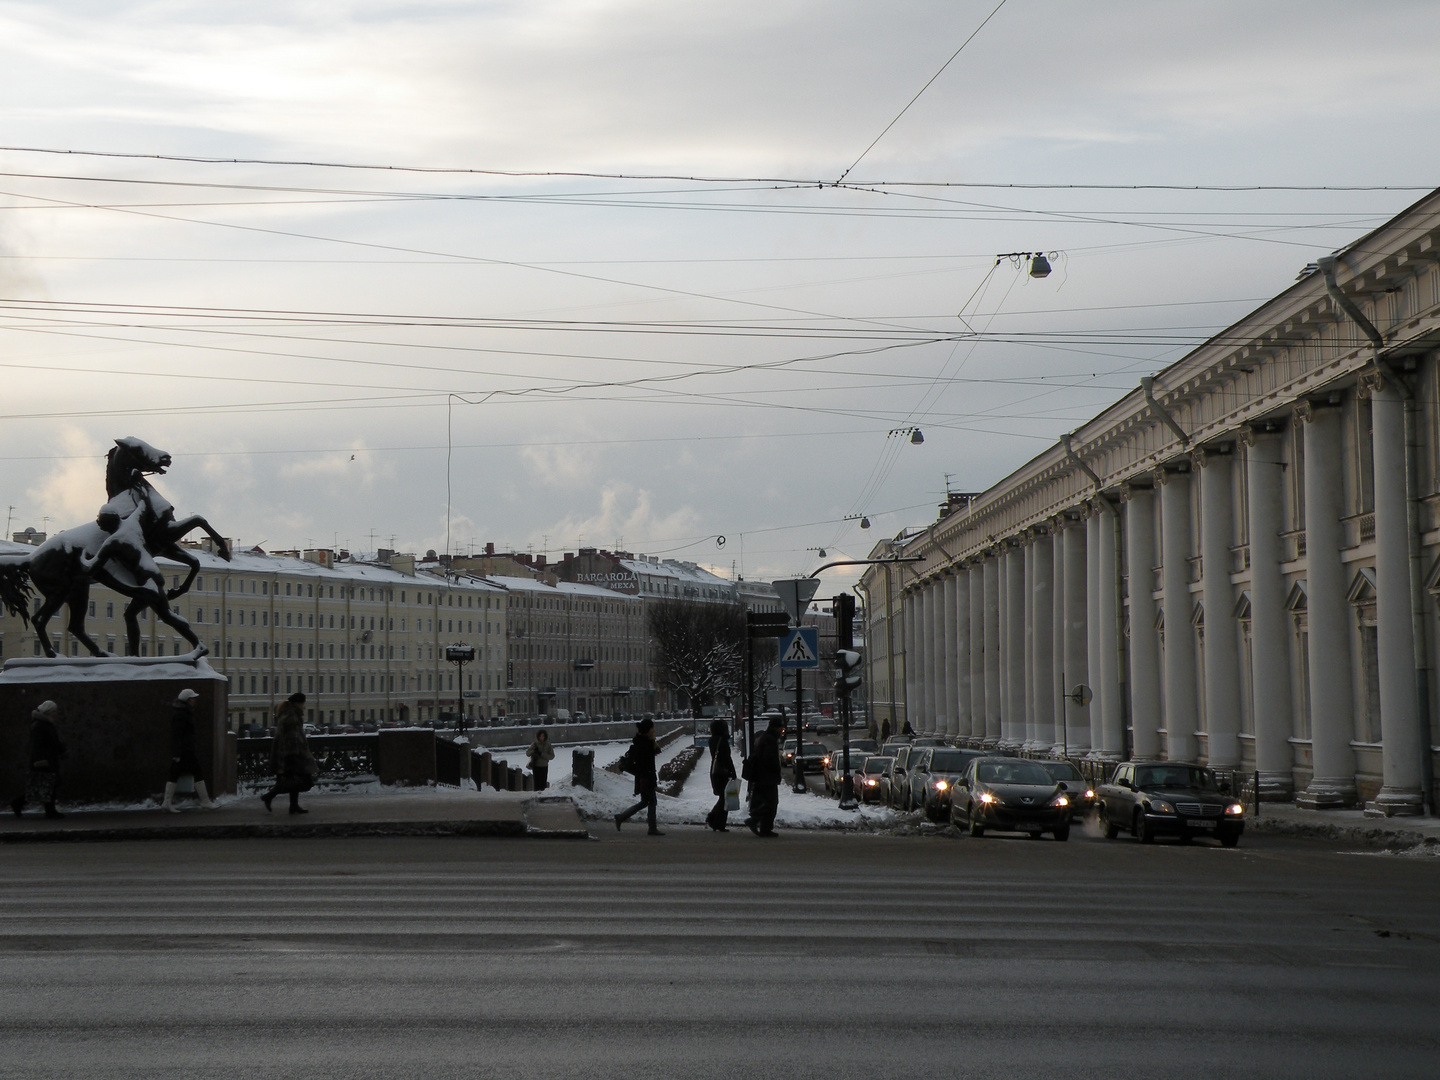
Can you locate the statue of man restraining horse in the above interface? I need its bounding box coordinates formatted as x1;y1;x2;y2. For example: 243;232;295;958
0;437;230;658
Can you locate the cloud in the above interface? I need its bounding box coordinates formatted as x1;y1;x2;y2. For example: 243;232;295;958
22;426;108;530
537;484;700;554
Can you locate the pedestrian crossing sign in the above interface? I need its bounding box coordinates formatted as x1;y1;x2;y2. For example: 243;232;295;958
779;627;819;669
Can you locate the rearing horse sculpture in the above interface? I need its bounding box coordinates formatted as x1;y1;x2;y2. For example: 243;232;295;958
0;437;231;658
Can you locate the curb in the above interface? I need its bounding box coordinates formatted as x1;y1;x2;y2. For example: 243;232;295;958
0;819;531;844
1247;815;1440;851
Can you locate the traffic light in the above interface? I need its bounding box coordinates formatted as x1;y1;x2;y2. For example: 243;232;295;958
833;592;855;650
835;648;863;699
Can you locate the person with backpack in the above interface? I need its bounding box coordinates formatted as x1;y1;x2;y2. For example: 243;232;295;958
743;714;784;837
614;718;662;836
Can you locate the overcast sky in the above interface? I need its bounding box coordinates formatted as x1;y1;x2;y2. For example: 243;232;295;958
2;0;1438;589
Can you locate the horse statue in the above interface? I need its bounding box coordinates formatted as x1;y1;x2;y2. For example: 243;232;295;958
0;437;231;658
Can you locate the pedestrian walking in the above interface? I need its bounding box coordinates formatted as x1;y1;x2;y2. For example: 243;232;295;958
10;700;66;819
743;714;783;837
161;688;216;812
614;718;663;836
526;729;555;790
706;718;736;832
261;692;318;815
879;718;891;743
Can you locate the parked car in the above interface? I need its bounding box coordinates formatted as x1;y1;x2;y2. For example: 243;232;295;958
950;757;1072;840
1097;762;1245;846
884;745;923;810
908;747;987;821
782;738;827;775
854;755;893;803
822;751;866;796
1037;761;1096;817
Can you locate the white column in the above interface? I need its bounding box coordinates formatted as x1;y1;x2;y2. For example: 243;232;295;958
1004;545;1026;748
1051;527;1067;754
1244;426;1301;800
1023;539;1037;747
1062;519;1091;754
1032;530;1055;751
941;573;959;737
1085;512;1103;753
1291;410;1349;806
983;556;1001;744
953;569;971;740
1159;467;1200;761
1124;486;1163;761
1369;380;1425;815
1096;504;1125;758
969;563;986;745
928;580;945;735
1199;449;1243;769
902;591;917;738
921;583;938;734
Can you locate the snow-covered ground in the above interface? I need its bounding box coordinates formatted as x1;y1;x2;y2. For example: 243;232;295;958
550;736;902;830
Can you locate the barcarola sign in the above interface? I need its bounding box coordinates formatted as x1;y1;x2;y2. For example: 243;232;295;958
576;571;638;593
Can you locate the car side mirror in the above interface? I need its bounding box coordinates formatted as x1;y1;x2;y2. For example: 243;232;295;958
1218;778;1232;794
1057;782;1070;790
1119;779;1133;790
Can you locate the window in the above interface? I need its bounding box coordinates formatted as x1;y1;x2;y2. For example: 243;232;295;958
88;600;96;617
106;602;114;619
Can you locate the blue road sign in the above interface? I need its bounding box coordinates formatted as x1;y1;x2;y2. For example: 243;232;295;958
779;627;819;669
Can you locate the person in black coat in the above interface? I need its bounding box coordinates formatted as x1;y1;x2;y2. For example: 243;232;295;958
11;700;66;819
744;715;784;837
161;688;216;812
614;718;663;836
706;718;736;832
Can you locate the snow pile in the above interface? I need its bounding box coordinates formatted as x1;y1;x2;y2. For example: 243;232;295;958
551;737;901;830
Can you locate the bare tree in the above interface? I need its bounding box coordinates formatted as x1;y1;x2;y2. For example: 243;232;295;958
647;599;745;716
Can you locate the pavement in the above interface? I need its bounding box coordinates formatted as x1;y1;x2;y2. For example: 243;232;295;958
0;786;590;842
1246;800;1440;850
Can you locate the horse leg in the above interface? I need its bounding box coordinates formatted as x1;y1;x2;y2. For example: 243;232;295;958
167;515;231;562
123;596;147;655
163;547;199;601
153;598;205;656
32;594;66;657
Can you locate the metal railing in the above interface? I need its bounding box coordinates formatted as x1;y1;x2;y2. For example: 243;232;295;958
237;733;379;790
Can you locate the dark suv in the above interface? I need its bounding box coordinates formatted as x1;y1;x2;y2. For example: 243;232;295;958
1097;762;1245;846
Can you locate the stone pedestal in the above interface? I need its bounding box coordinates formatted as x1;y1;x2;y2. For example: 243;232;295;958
0;655;231;805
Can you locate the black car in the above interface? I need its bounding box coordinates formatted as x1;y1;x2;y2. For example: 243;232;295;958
1037;760;1096;817
908;747;987;821
950;757;1073;841
1097;762;1245;846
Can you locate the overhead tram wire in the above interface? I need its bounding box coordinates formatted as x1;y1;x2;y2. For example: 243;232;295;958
0;146;1430;192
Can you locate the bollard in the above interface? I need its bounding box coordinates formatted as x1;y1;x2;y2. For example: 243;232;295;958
572;749;595;790
522;772;534;792
476;751;492;790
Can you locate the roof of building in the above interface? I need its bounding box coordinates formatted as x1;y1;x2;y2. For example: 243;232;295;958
484;574;641;603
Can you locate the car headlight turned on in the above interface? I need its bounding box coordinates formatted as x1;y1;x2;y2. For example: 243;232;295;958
1084;789;1095;799
934;780;949;791
1049;794;1069;808
864;778;878;788
978;791;997;805
1226;802;1245;816
1148;800;1175;814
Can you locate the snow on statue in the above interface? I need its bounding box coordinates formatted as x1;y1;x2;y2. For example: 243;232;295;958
0;437;231;658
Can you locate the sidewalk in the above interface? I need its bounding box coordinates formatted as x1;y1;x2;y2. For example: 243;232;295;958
1247;802;1440;852
0;787;591;843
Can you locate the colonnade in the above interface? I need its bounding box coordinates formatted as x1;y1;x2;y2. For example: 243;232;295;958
898;380;1428;813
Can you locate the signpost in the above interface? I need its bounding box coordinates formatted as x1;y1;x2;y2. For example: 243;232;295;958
445;643;476;732
771;578;821;795
745;611;791;758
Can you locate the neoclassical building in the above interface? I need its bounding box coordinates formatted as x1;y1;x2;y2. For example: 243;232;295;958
860;189;1440;816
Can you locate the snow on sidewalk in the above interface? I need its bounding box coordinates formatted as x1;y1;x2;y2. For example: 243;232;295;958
549;737;900;830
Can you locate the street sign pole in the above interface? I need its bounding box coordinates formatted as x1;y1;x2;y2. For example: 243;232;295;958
794;656;805;794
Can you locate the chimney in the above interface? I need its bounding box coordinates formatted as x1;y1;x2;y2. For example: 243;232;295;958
485;542;495;556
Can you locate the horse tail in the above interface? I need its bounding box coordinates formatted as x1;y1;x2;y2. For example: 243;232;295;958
0;557;34;627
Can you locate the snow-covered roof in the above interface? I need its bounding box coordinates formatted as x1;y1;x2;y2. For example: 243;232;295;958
617;558;732;586
485;575;640;603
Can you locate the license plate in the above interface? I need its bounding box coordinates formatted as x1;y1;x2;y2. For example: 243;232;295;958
1020;823;1044;832
1185;819;1216;829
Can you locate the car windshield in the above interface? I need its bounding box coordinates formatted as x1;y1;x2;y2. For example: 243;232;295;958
864;757;892;774
851;740;878;754
975;761;1055;786
1136;765;1216;790
1041;762;1084;782
928;751;970;772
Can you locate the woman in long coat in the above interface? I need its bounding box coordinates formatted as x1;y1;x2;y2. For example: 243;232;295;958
614;718;662;835
162;688;216;812
526;729;555;790
262;692;318;814
706;718;736;832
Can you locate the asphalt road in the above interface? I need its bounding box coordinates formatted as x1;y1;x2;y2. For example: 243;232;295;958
1;826;1437;1080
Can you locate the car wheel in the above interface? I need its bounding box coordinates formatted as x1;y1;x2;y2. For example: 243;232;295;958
967;806;985;838
1219;831;1241;848
1053;824;1070;842
1103;818;1120;840
1135;811;1154;844
949;804;963;831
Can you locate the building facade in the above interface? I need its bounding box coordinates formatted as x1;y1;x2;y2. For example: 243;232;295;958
0;543;509;730
860;190;1440;815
